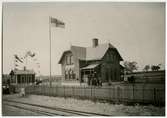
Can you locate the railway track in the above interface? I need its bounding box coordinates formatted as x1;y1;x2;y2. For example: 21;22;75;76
3;102;62;116
3;99;110;116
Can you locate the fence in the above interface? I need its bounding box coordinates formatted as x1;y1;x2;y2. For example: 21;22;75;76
125;70;165;83
25;84;165;106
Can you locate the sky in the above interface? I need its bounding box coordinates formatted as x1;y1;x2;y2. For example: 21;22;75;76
3;2;165;75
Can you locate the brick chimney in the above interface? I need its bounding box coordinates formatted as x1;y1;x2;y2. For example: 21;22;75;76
92;38;98;48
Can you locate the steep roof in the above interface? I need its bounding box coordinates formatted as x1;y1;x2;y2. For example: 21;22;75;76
58;50;71;64
71;46;86;60
86;43;118;60
58;43;123;64
13;69;35;75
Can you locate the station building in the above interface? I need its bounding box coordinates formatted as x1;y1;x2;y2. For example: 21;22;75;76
58;38;123;85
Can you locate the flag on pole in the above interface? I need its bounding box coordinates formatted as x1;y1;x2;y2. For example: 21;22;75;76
50;17;65;28
14;54;23;63
25;51;36;58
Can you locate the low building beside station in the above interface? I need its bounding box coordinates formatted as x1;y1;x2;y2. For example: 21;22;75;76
10;68;35;85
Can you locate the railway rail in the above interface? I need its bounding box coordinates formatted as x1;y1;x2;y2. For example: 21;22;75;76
3;99;110;116
3;102;61;116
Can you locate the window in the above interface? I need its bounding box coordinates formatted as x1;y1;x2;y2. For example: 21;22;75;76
21;76;23;83
29;77;31;83
65;70;68;79
69;70;73;79
66;55;74;65
70;55;74;64
18;75;21;83
65;69;75;80
66;56;68;65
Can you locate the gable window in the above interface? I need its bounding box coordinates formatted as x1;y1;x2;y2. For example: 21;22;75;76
66;55;74;65
67;56;70;65
70;55;74;64
66;56;70;65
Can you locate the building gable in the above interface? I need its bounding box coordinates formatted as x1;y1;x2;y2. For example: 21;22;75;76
102;48;121;63
58;50;73;64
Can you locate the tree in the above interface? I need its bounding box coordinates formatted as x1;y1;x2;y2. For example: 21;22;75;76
151;64;161;71
143;65;150;72
123;61;138;73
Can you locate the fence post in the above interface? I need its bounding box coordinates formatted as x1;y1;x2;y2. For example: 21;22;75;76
84;86;86;98
109;87;111;102
154;88;156;105
72;86;74;97
50;86;52;96
40;86;42;95
142;85;145;103
117;87;120;102
64;86;65;97
132;84;134;103
56;86;58;96
91;86;92;99
93;86;95;100
113;87;115;101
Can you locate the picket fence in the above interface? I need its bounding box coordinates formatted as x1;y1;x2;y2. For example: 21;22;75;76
24;84;165;106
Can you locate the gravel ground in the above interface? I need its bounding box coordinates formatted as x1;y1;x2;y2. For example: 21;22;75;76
2;94;165;116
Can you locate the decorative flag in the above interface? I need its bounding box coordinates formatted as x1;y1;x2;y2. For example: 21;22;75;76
31;53;36;57
50;17;65;28
14;54;23;63
25;51;36;58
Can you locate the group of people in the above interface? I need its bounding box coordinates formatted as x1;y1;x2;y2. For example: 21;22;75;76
87;74;102;86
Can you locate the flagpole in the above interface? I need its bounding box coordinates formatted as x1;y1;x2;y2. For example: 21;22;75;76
13;55;15;70
49;16;52;87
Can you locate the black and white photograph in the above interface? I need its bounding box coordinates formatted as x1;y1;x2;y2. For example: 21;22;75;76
2;1;165;116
